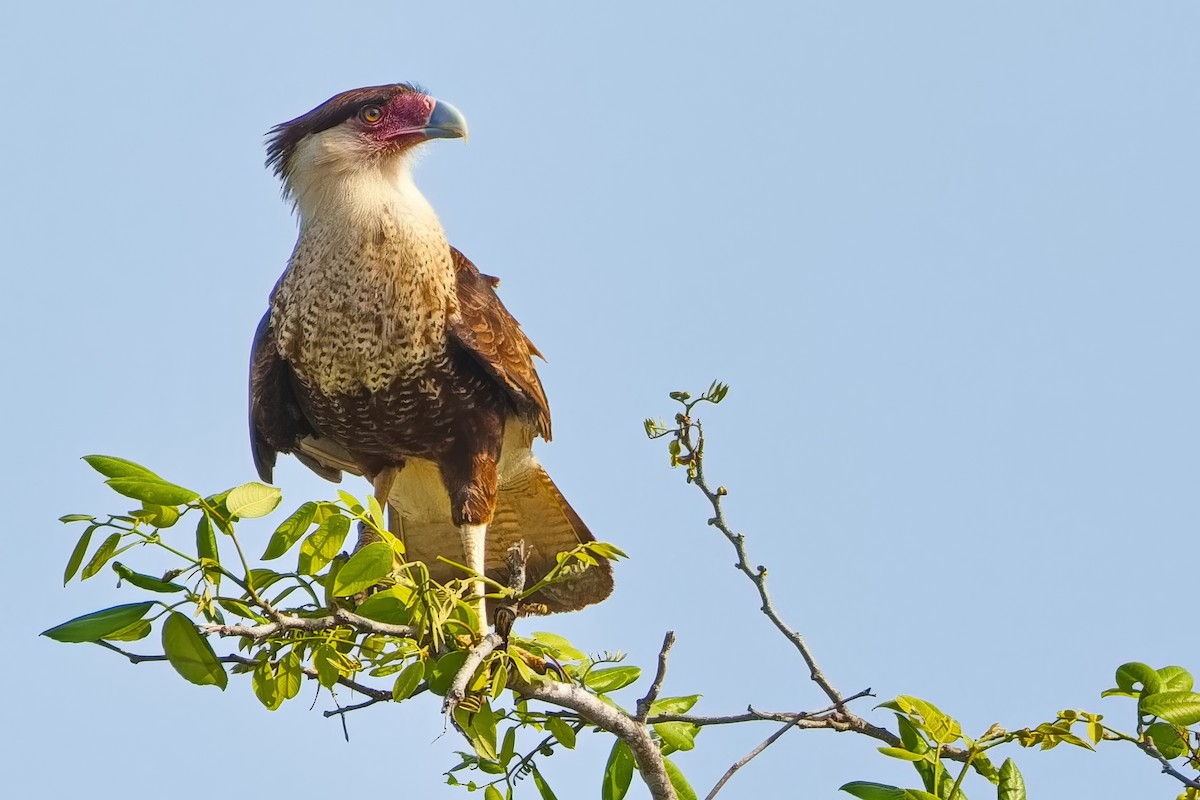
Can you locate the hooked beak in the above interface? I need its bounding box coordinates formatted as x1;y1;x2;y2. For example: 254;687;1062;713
423;99;468;142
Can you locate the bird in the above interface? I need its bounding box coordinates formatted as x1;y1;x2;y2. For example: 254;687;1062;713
248;83;612;625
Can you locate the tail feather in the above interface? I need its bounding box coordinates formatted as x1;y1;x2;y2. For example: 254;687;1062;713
390;461;613;615
295;433;614;614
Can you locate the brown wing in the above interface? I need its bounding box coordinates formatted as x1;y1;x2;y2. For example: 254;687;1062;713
448;247;552;441
248;311;340;483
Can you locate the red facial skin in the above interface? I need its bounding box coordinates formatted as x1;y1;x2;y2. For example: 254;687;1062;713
360;92;438;151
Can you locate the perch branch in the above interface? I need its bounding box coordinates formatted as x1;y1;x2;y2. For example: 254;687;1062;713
636;631;676;722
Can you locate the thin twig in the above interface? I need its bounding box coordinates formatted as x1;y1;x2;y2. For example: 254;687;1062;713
95;640;392;702
648;688;875;727
705;716;805;800
682;419;843;707
1109;728;1200;790
323;696;387;718
637;631;677;722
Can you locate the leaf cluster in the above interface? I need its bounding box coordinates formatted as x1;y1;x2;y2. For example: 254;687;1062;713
46;454;665;800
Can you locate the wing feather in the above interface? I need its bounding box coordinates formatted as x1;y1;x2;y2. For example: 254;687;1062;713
448;248;552;440
248;311;339;482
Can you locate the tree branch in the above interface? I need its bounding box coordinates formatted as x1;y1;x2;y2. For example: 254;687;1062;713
705;716;805;800
523;678;677;800
637;631;676;722
682;418;843;707
444;632;504;716
94;640;392;702
202;608;416;641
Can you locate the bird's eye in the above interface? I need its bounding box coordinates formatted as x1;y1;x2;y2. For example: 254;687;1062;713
359;105;383;124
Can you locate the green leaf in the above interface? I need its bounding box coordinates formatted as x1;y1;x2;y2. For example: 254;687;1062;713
1112;662;1161;696
279;649;303;700
355;585;415;625
531;631;588;662
1145;722;1187;759
471;701;499;761
161;611;227;689
530;763;558;800
585;665;641;694
253;662;280;710
298;514;352;576
217;598;262;620
81;532;121;580
314;644;340;688
331;540;392;595
253;660;281;709
59;514;96;524
1157;666;1194;693
587;542;628;560
102;618;152;642
877;746;927;762
112;562;186;593
106;477;199;505
1140;691;1200;725
601;739;635;800
41;602;155;643
484;786;503;800
650;694;701;715
195;514;220;582
83;455;160;480
137;503;181;528
839;786;909;800
546;716;577;749
662;757;697;800
262;501;317;559
428;650;470;696
392;661;425;701
226;482;282;519
654;722;699;752
997;758;1026;800
63;524;96;584
894;695;961;745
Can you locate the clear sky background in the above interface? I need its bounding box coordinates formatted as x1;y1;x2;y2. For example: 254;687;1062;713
3;2;1197;798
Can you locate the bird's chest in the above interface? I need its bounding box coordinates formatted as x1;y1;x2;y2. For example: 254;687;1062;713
273;226;457;396
295;354;505;462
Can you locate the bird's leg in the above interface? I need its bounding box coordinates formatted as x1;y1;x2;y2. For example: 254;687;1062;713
445;449;500;636
459;522;488;631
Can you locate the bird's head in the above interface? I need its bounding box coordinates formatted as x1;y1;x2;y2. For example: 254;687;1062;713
266;83;468;204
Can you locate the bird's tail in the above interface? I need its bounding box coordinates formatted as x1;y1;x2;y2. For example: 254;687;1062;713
390;462;614;615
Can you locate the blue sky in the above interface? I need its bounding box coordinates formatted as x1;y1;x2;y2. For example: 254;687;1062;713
4;2;1198;797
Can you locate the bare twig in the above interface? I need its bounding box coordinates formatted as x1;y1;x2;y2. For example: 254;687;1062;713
322;696;387;718
636;631;677;722
705;716;805;800
649;687;875;727
1109;728;1200;790
95;640;392;702
681;418;843;707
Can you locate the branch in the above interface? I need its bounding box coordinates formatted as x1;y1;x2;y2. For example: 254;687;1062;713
444;632;504;716
1111;728;1200;791
94;640;392;702
636;631;676;722
705;716;805;800
202;608;417;641
649;688;875;727
524;678;677;800
681;418;843;706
